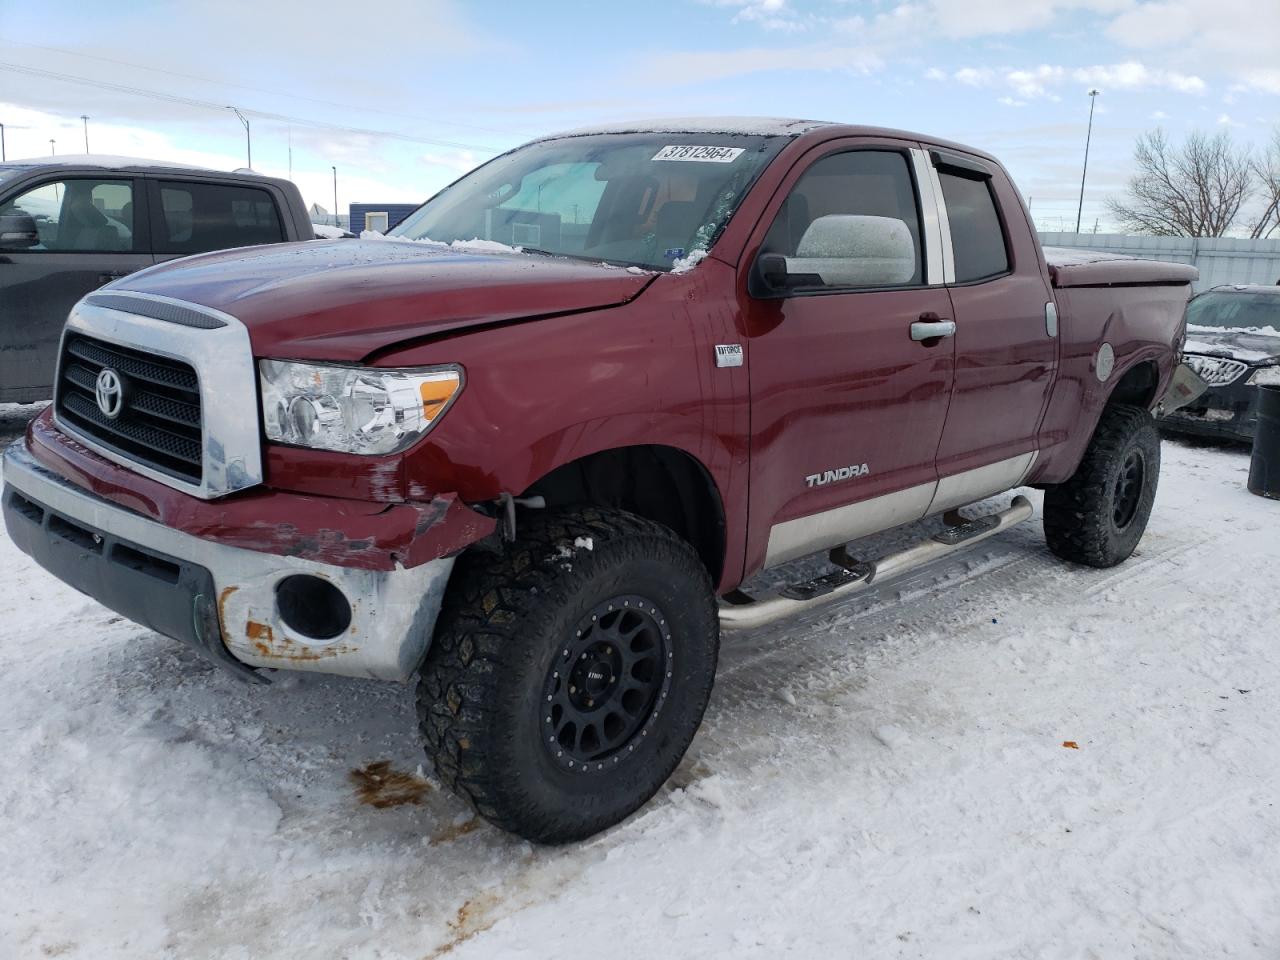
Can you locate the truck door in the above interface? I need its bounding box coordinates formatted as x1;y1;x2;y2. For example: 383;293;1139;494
740;142;956;570
0;176;153;402
929;150;1057;509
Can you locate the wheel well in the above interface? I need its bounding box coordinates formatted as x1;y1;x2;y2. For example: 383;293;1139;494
1108;360;1160;409
522;445;726;583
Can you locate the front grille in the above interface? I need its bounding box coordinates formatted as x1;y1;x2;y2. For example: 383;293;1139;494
1183;353;1248;387
55;335;203;483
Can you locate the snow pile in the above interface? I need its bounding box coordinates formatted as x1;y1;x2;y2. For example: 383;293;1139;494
1188;323;1280;339
361;231;524;256
1;436;1278;958
533;116;831;143
671;249;708;274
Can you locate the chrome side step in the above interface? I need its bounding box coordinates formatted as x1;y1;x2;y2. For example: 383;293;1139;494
719;495;1034;630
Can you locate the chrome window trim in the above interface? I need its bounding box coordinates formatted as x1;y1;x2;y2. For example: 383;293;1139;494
53;293;263;499
920;153;956;284
911;147;948;287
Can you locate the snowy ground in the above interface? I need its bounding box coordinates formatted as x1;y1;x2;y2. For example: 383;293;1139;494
1;413;1277;959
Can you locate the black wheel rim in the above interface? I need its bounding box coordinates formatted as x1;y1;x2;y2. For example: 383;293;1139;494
540;595;672;774
1112;448;1146;529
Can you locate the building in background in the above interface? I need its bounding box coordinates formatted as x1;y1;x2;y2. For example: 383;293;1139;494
349;203;420;235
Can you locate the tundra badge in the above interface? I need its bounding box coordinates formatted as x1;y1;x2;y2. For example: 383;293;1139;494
715;344;744;368
806;464;870;487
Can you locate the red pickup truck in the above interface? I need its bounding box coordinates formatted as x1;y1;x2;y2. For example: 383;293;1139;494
3;118;1197;843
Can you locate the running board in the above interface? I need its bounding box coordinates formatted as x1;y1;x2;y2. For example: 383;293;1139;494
719;495;1034;630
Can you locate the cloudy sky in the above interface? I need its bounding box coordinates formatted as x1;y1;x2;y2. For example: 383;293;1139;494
2;0;1277;231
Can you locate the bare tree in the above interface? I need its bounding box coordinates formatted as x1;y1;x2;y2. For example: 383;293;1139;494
1249;128;1280;240
1108;129;1254;237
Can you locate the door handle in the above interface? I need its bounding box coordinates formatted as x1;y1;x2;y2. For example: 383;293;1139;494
910;319;956;341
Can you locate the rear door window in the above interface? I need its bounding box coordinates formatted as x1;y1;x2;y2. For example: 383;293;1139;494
938;169;1009;283
153;180;284;254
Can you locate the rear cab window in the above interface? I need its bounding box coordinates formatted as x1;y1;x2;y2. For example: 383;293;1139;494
936;162;1010;283
152;180;285;255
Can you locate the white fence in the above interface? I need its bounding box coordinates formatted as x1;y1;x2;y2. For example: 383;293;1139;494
1038;233;1280;291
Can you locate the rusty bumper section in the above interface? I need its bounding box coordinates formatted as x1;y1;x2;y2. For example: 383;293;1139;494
3;442;458;681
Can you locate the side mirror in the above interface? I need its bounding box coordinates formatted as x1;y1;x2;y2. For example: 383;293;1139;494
0;211;40;250
758;252;790;288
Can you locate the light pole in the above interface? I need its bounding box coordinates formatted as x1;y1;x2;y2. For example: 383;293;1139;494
49;138;56;156
332;166;339;229
81;115;90;153
1;123;6;162
1075;89;1099;235
228;106;251;168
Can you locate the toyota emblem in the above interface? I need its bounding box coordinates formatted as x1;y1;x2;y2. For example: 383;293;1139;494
95;368;125;419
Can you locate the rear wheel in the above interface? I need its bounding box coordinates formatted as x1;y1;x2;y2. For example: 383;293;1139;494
1043;404;1161;568
416;507;719;843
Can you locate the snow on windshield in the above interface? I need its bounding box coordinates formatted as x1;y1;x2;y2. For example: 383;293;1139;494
390;132;786;272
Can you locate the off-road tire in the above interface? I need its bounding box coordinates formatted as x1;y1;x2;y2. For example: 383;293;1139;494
415;507;719;843
1044;404;1160;568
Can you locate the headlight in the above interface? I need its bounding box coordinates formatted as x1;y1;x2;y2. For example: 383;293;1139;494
259;359;462;455
1247;365;1280;387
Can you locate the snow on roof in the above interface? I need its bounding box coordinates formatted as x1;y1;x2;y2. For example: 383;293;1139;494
533;116;833;142
0;154;221;172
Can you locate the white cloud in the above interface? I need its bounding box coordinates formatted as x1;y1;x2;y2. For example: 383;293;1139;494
1239;69;1280;95
641;42;884;84
926;60;1207;100
1072;62;1205;94
699;0;803;30
1105;1;1280;86
926;0;1131;39
955;67;996;86
1151;109;1169;119
1007;65;1067;98
0;101;461;211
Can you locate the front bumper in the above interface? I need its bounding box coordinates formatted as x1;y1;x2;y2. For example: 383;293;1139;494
3;442;455;681
1158;380;1260;442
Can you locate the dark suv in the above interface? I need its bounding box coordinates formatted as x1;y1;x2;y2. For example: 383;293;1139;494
0;158;312;403
1159;284;1280;441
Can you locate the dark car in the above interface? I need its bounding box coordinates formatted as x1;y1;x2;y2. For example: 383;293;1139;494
1159;284;1280;442
0;157;313;403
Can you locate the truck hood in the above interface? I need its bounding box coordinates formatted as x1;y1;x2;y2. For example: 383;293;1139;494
1184;326;1280;365
112;239;656;362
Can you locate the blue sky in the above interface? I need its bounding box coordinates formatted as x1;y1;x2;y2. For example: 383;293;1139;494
1;0;1277;232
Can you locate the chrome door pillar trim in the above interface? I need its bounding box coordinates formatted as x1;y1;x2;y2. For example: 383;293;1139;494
915;149;956;285
911;147;948;287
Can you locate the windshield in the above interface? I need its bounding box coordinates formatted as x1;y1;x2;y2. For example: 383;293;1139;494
1187;291;1280;331
391;133;787;270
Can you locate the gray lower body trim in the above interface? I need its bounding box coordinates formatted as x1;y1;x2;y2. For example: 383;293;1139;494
764;451;1038;568
3;443;451;681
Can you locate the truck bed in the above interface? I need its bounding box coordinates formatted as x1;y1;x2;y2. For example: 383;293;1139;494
1043;247;1200;288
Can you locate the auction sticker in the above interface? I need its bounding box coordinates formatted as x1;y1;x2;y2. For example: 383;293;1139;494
652;145;744;163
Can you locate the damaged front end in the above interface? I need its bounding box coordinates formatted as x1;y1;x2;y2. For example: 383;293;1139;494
3;425;495;682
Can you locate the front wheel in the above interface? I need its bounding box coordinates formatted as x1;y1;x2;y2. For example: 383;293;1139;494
1043;404;1161;568
416;507;719;843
